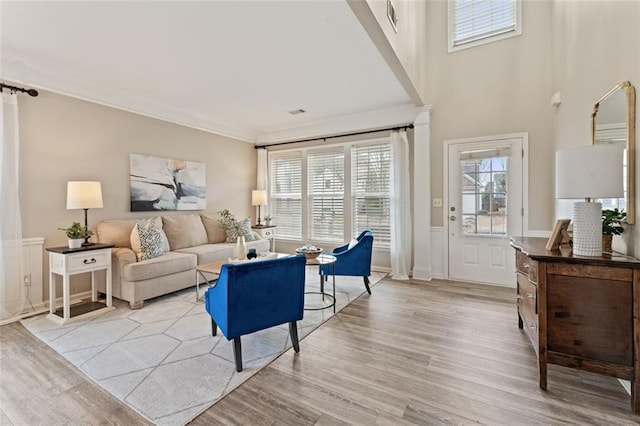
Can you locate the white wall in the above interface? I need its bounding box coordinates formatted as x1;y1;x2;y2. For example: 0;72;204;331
425;0;555;232
551;0;640;255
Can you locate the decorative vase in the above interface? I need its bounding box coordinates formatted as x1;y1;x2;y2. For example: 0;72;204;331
235;236;247;260
247;248;257;259
68;238;83;249
602;234;613;253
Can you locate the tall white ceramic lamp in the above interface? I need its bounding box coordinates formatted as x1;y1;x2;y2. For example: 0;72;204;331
67;181;104;246
252;189;268;226
556;145;623;256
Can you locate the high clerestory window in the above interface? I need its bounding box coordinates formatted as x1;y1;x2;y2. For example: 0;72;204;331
448;0;522;53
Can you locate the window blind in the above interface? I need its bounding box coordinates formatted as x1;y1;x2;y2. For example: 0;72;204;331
450;0;519;49
352;143;391;247
308;149;344;242
270;154;302;239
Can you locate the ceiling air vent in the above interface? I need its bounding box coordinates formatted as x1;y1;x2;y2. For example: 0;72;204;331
288;109;307;115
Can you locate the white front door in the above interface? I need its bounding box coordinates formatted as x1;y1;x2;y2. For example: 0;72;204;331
446;135;525;286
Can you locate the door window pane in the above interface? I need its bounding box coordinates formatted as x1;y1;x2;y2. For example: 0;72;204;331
460;154;508;236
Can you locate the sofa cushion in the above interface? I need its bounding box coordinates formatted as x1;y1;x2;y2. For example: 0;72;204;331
200;213;227;244
123;251;196;282
131;220;165;261
162;214;208;250
98;217;169;251
176;238;271;265
176;243;236;265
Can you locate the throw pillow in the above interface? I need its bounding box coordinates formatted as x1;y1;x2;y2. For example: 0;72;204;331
130;220;165;261
222;217;256;243
239;217;255;242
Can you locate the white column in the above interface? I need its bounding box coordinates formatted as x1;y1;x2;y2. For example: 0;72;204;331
412;106;432;281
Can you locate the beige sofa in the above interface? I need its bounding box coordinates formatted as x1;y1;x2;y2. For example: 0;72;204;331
96;213;270;309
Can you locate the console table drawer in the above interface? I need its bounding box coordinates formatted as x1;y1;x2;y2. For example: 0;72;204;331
516;251;538;282
68;251;110;272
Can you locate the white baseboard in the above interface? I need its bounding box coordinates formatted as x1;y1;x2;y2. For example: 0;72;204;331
0;290;93;326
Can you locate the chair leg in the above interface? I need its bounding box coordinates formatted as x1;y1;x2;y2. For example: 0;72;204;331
233;337;243;372
289;321;300;353
211;318;217;336
363;276;371;294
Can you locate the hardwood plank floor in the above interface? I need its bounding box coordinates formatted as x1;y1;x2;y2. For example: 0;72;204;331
2;278;640;425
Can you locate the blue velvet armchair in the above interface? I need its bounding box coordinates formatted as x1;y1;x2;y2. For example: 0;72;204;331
204;254;307;372
319;230;374;294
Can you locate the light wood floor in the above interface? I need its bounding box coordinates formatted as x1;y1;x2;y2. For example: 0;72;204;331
2;278;640;425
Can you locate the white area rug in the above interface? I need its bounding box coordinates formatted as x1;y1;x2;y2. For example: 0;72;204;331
22;268;385;425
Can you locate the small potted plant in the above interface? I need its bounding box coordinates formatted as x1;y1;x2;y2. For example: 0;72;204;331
263;215;272;226
58;222;93;248
602;208;626;253
218;209;241;241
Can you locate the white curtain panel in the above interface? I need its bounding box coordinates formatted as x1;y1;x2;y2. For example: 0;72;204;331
256;148;269;212
390;130;412;280
0;93;25;319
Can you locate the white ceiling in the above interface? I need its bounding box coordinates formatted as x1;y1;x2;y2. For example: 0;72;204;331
1;1;418;144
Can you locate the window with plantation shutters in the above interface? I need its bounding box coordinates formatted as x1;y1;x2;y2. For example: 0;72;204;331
352;143;391;248
308;149;344;242
268;139;391;249
270;154;302;239
448;0;521;53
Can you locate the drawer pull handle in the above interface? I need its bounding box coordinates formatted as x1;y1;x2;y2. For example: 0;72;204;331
515;295;523;302
527;292;535;299
530;324;538;330
522;263;530;269
83;258;97;265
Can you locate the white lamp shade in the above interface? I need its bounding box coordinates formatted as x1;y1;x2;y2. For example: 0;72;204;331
556;145;624;199
251;189;268;206
67;181;104;209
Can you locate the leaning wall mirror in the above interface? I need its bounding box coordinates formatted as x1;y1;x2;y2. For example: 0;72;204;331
591;81;636;224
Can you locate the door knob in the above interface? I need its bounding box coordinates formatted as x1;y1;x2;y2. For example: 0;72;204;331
450;215;457;221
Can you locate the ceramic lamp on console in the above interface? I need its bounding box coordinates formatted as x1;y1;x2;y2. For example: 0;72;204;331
555;145;623;256
251;189;268;226
66;181;103;246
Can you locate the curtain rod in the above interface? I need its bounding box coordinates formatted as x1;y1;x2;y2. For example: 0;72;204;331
254;123;414;149
0;82;39;97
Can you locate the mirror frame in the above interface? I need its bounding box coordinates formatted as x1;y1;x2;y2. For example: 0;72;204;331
591;81;636;224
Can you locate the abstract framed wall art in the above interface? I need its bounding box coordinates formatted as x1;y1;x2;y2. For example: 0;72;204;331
130;153;206;211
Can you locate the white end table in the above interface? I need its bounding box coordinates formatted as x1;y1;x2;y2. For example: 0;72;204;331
252;225;276;251
47;243;114;324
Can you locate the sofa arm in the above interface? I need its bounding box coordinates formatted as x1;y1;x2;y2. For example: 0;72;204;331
113;247;137;266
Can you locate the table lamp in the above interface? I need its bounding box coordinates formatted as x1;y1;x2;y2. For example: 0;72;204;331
556;145;623;256
252;189;268;226
67;181;103;245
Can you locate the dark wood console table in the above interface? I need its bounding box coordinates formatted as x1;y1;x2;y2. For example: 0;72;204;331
510;236;640;412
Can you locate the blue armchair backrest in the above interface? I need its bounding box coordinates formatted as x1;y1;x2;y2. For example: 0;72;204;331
204;254;306;340
332;230;373;276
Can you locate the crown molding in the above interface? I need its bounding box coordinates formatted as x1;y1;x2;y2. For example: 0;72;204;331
2;53;421;145
1;53;257;142
255;103;423;144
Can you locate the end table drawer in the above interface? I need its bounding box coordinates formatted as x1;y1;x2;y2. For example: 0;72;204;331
261;228;275;238
69;251;109;272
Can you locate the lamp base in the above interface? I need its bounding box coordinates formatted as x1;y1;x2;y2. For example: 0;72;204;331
572;201;602;256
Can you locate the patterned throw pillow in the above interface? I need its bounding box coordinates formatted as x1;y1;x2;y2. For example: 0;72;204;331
223;217;255;242
239;217;255;242
134;222;165;261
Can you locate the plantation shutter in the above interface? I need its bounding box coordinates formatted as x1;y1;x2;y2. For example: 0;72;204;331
308;149;344;242
352;143;391;247
450;0;518;48
270;154;302;239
